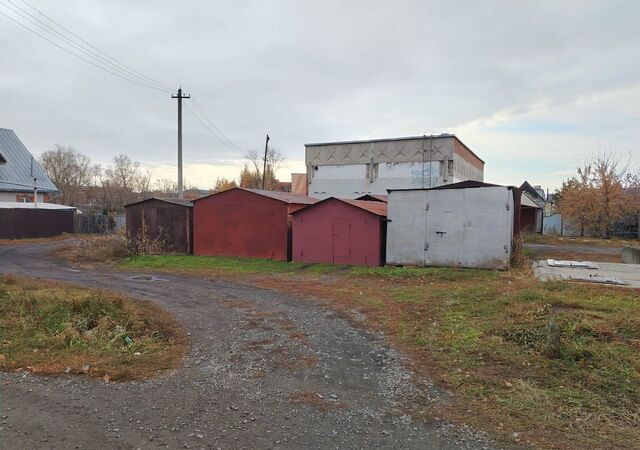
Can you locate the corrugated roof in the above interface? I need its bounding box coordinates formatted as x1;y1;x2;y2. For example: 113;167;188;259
293;197;387;217
340;199;388;216
388;180;508;192
124;197;193;208
0;128;57;193
194;187;318;205
355;194;388;203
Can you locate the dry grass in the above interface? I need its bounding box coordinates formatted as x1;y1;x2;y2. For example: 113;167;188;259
54;231;170;263
0;275;187;380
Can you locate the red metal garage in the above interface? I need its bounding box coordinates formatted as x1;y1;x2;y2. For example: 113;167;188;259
193;188;317;260
291;198;387;267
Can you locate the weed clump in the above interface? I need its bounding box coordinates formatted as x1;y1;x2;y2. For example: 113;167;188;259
0;277;185;380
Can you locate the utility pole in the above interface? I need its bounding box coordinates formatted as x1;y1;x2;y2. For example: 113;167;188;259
172;87;190;198
261;134;270;190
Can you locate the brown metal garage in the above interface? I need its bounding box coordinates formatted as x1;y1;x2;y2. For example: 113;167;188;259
125;198;193;253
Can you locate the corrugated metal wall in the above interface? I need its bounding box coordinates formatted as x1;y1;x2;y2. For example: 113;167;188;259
292;199;385;266
193;189;296;260
125;200;192;253
0;209;74;239
386;186;516;269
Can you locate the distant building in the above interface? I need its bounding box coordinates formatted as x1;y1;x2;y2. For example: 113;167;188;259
519;181;546;233
0;128;57;202
304;134;484;199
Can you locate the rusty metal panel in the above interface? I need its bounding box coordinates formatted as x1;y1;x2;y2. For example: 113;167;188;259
291;198;385;267
0;209;74;239
125;198;192;253
193;189;297;261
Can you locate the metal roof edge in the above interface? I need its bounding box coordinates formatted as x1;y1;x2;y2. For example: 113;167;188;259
192;187;317;205
291;196;387;217
124;197;193;208
304;134;456;148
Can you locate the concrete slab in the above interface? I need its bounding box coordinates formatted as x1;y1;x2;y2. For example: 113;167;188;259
546;259;598;269
534;260;640;288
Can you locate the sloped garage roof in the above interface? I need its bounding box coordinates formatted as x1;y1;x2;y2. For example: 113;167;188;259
0;128;57;193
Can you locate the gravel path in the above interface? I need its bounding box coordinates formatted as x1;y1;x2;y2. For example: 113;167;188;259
0;242;498;450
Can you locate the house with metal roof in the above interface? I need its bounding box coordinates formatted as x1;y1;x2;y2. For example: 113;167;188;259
0;128;57;202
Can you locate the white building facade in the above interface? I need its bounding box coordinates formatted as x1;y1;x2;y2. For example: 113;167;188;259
305;134;484;199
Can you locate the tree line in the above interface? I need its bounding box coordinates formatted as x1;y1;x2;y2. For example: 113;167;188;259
40;145;286;213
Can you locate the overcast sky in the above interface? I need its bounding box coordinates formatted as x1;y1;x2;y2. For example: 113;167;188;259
1;0;639;190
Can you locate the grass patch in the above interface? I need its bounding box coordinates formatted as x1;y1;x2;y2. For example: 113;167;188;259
0;276;186;380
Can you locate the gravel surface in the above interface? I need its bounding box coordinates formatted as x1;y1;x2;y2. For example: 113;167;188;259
0;242;500;449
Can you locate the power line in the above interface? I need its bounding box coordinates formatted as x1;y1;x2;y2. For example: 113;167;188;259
17;0;173;92
189;98;245;154
184;102;246;156
0;3;171;93
1;0;169;92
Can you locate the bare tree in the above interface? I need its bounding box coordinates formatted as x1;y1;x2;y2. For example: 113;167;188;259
39;145;94;205
241;148;285;190
94;154;149;213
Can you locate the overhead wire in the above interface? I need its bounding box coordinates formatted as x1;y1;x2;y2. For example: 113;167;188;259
189;98;245;154
16;0;173;92
184;101;247;157
1;1;249;160
0;1;171;93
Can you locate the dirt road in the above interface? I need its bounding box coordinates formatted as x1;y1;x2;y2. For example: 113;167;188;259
0;242;497;449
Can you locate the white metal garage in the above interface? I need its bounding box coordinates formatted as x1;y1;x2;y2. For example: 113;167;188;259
386;181;517;269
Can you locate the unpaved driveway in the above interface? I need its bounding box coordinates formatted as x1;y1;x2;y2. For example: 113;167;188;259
0;242;497;449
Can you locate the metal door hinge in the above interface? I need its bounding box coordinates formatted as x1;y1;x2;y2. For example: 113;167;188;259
505;203;510;211
425;203;430;211
424;242;429;251
504;245;509;253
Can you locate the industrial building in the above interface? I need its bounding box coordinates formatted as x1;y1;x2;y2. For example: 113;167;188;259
305;134;484;199
291;198;387;267
124;197;193;253
386;181;520;270
193;188;317;260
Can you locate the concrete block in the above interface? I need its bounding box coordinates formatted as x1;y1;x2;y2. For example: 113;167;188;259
622;246;640;264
